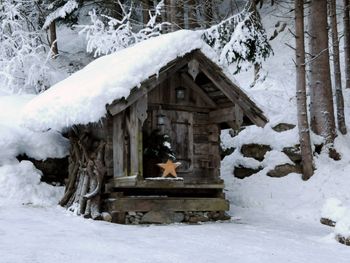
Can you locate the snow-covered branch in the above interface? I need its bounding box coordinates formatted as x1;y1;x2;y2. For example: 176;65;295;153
79;0;169;57
202;8;272;74
0;1;56;93
42;0;78;30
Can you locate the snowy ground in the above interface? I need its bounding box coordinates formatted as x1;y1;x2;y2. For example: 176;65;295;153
1;205;350;263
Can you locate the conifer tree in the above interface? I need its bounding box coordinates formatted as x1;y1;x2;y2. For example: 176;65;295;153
295;0;313;180
308;0;336;145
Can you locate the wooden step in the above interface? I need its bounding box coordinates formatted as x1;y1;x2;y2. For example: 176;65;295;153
106;177;225;191
105;197;229;213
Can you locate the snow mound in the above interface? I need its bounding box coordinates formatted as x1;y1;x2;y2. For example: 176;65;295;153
321;198;347;222
0;161;64;206
222;134;350;223
335;212;350;238
0;95;69;163
22;30;204;131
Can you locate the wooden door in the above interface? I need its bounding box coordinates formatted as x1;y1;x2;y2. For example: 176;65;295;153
163;110;193;173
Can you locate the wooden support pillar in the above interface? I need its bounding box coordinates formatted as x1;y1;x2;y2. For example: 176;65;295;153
128;105;140;177
127;95;148;179
113;113;125;177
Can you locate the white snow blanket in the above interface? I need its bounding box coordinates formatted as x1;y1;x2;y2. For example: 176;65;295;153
22;30;205;131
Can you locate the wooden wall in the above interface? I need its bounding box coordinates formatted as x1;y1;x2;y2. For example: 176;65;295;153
144;73;222;184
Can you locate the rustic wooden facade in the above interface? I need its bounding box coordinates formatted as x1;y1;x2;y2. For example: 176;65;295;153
60;50;267;224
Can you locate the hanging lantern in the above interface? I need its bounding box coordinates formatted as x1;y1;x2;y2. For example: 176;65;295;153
176;87;186;100
157;113;166;125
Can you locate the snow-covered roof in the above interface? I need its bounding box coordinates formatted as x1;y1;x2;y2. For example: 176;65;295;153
22;30;267;131
0;95;69;162
22;30;205;131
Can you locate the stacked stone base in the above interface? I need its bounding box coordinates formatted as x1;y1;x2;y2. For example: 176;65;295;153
124;211;230;225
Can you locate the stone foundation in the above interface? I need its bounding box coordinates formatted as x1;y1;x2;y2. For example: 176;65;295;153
124;211;231;225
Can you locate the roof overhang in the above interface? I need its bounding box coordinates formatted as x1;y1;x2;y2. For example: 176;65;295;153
107;50;268;127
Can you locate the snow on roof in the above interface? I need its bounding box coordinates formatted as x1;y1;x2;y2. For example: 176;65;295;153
22;30;204;131
0;95;69;163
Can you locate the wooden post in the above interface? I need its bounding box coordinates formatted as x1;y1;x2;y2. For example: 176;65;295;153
113;113;125;177
142;0;150;25
128;105;139;177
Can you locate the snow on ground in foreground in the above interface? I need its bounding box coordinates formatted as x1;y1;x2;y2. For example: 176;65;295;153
0;205;350;263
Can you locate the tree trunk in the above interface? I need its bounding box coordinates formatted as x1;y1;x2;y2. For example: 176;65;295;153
187;0;199;29
49;21;58;58
249;0;261;85
308;0;336;144
169;0;177;31
203;0;213;27
142;0;150;25
343;0;350;89
329;0;347;134
295;0;314;180
176;0;185;29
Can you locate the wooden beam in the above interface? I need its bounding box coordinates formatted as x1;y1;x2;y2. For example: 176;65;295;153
181;72;217;108
107;53;193;116
108;87;147;116
106;197;229;212
148;103;211;113
193;51;268;127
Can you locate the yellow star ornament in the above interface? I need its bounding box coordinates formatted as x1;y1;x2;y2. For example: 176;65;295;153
157;160;181;178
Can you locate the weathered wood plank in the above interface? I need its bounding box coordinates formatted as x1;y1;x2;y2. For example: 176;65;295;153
106;177;224;189
181;73;217;108
194;143;209;155
148;103;211;113
106;197;229;212
127;105;139;177
193;51;268;127
107;53;193;116
209;107;236;124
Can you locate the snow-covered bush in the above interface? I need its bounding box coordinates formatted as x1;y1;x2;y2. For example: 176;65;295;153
79;0;169;57
0;1;56;93
42;0;78;30
202;7;272;74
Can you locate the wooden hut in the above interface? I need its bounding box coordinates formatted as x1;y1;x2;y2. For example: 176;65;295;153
56;49;267;224
23;31;267;224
